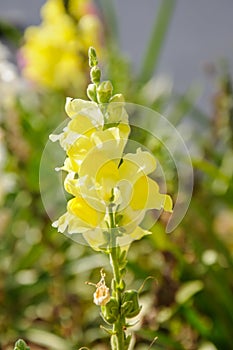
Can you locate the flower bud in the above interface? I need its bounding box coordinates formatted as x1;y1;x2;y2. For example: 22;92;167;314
14;339;30;350
121;290;141;318
97;80;113;103
118;279;126;292
101;297;119;324
90;66;101;85
88;47;98;67
87;83;97;102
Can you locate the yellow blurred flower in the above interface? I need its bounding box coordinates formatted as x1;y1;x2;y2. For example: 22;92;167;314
21;0;102;92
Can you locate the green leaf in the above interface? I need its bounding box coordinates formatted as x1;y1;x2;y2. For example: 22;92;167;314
138;0;176;85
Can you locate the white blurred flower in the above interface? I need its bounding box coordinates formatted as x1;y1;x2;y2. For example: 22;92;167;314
0;41;24;110
0;130;15;204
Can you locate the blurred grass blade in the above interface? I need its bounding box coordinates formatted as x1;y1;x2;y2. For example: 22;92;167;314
98;0;119;45
176;280;204;304
138;0;176;86
26;329;71;350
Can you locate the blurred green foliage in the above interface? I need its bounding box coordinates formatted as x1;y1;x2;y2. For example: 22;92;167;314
0;1;233;350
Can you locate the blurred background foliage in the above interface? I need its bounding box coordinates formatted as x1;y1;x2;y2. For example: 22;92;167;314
0;0;233;349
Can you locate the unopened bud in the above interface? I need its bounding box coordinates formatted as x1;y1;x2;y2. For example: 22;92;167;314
87;83;97;102
121;290;141;318
97;80;113;103
88;47;98;67
101;297;119;324
90;66;101;85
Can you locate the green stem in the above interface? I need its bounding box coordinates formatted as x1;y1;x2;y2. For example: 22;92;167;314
108;209;126;350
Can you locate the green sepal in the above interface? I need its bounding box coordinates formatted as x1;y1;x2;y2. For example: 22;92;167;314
101;297;119;324
119;250;127;268
115;214;123;226
111;279;116;292
121;290;141;318
100;325;115;335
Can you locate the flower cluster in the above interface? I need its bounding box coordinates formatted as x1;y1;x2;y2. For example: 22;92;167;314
21;0;102;92
50;48;172;251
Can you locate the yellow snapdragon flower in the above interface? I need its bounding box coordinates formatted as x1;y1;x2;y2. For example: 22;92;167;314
51;98;172;250
21;0;102;92
51;47;173;250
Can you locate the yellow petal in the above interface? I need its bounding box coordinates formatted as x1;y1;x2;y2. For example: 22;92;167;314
83;228;107;251
65;98;96;117
64;173;81;196
52;212;89;234
68;115;97;136
119;148;156;183
91;126;129;160
163;194;173;212
67;135;93;161
131;175;173;212
130;175;149;210
96;160;119;201
117;226;151;250
68;197;99;227
65;98;104;128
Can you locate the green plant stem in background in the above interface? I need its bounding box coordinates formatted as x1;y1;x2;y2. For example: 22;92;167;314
138;0;176;86
98;0;119;46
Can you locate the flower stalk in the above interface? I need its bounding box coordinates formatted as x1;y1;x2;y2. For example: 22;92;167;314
108;209;127;349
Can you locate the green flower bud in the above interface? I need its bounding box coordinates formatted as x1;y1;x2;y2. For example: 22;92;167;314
87;83;97;102
90;66;101;85
14;339;30;350
118;279;126;292
121;290;141;318
101;297;119;324
88;47;98;67
97;81;113;103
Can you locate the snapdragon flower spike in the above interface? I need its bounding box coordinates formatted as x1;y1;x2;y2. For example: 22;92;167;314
50;48;173;251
